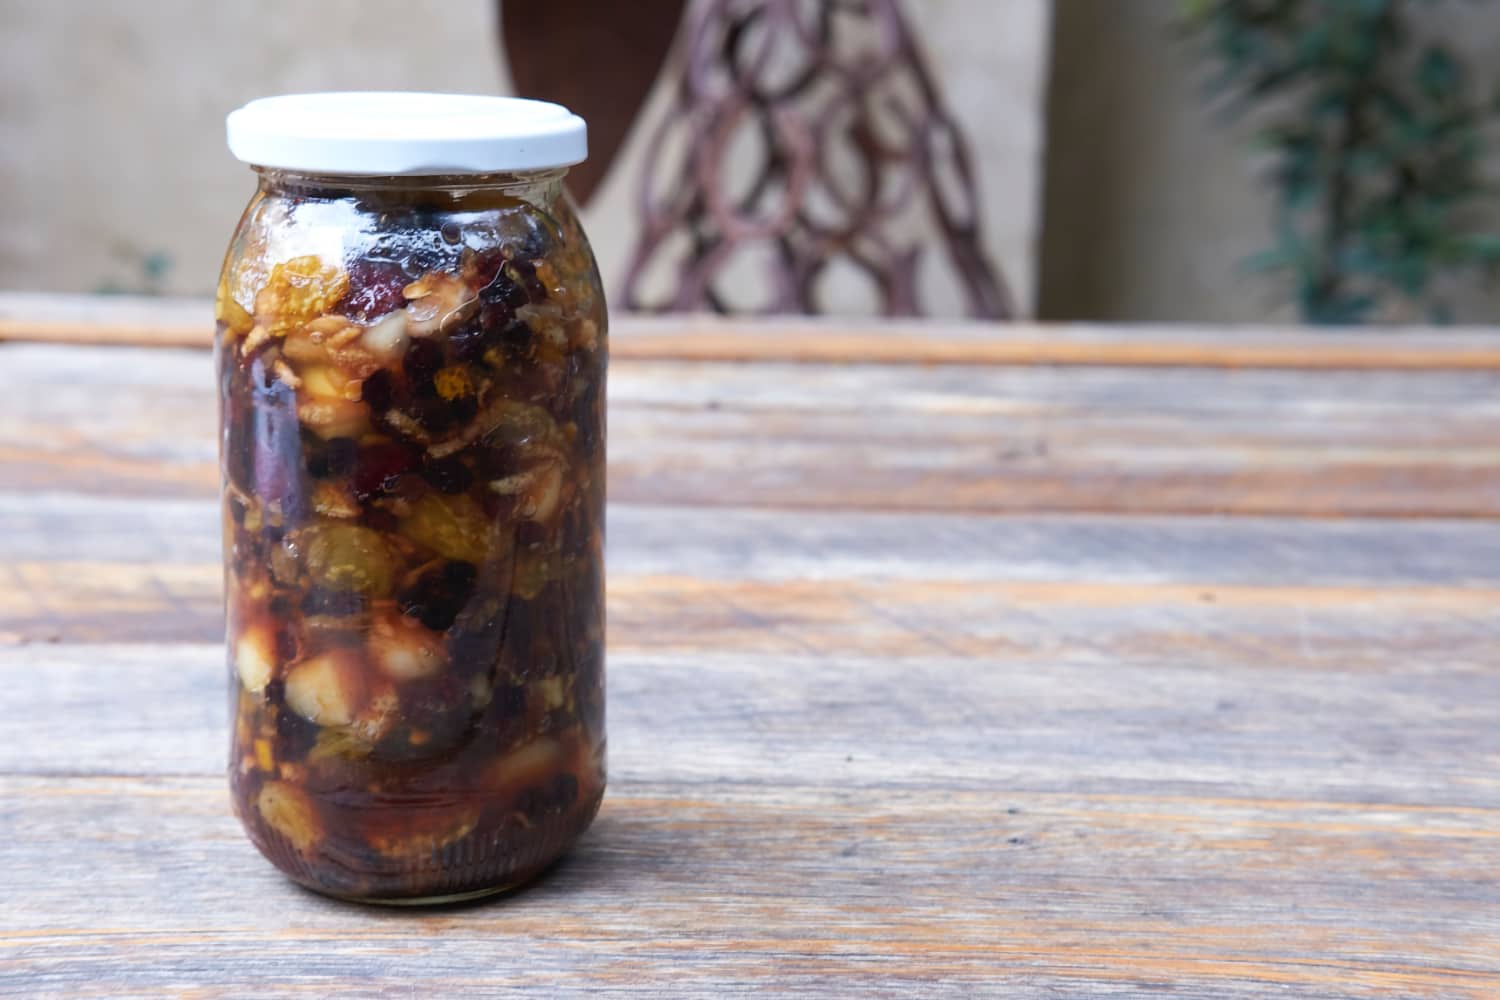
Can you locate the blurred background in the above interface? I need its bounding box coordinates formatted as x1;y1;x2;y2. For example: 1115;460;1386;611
3;0;1499;325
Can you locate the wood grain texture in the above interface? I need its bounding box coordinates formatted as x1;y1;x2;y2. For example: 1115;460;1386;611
2;308;1499;997
9;293;1500;370
2;775;1497;999
10;343;1500;516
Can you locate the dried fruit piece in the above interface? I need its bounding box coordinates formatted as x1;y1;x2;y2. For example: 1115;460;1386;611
303;524;400;596
397;560;478;631
255;256;350;333
256;780;322;853
420;456;474;495
350;440;419;501
399;493;493;561
216;283;255;338
365;803;480;857
344;259;410;321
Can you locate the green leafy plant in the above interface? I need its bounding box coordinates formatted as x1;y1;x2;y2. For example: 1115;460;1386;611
1182;0;1500;324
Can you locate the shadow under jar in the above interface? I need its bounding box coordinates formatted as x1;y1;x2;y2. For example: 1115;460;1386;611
217;94;606;904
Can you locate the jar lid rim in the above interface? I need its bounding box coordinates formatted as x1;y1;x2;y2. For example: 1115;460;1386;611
226;92;587;175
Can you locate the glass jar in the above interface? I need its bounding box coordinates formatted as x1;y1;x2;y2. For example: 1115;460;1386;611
217;95;605;903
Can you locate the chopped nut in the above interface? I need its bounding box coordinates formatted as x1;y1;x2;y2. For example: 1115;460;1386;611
311;481;360;519
240;324;272;358
360;311;410;363
255;256;350;333
299;365;347;400
369;611;447;681
298;398;368;440
303;315;350;339
270;359;302;390
403;273;477;336
234;624;277;695
284;651;365;728
215;291;255;338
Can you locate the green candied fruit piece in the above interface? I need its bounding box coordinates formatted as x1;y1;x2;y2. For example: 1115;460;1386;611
399;493;494;562
304;524;399;596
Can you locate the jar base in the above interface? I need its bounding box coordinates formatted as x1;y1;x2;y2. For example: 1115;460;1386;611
322;872;540;907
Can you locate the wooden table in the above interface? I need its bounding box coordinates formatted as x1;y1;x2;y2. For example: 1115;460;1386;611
2;294;1498;998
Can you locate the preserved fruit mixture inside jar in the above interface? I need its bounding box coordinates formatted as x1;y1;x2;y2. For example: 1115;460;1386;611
219;94;605;903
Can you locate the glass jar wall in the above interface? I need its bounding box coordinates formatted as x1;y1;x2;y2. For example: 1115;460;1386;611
216;160;606;903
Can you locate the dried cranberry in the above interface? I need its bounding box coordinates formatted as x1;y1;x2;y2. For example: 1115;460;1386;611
361;369;396;413
351;441;418;500
403;338;445;381
343;259;409;321
421;456;474;495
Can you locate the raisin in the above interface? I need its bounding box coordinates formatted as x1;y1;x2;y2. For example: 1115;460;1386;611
408;396;457;434
397;559;479;632
274;704;320;759
449;321;495;364
421;456;474;495
479;269;529;313
361;369;396;414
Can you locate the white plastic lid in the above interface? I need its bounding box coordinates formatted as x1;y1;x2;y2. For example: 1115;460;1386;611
226;92;587;176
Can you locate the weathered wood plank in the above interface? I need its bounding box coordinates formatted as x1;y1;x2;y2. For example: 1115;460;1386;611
1;776;1496;999
21;493;1500;584
9;293;1500;371
5;639;1497;811
9;344;1500;516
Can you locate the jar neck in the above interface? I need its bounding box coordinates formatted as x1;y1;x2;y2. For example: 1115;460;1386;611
253;167;567;208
